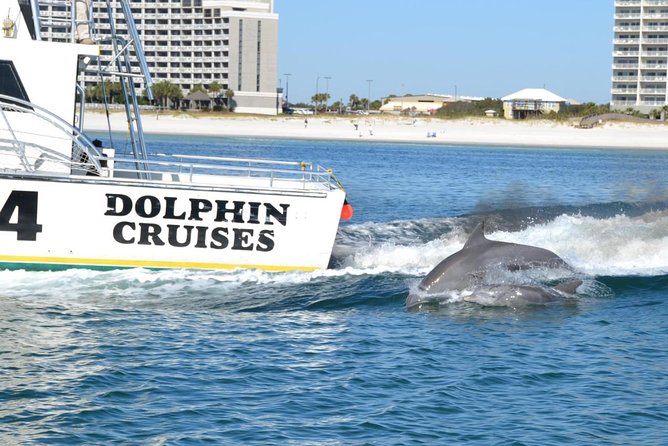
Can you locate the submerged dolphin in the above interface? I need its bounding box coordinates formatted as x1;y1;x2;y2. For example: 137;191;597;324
407;221;572;307
462;280;582;307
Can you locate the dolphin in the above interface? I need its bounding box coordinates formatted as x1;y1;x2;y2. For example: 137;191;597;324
406;221;573;307
462;280;582;307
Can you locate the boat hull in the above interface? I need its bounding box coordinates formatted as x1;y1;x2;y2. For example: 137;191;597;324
0;175;345;271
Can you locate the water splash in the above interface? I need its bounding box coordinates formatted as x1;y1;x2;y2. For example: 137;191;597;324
1;205;667;308
334;207;668;277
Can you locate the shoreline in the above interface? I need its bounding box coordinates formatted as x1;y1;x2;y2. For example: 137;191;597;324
84;112;668;151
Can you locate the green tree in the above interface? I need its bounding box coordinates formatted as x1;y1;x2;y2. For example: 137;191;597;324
153;80;182;108
311;92;330;111
85;81;122;103
661;105;668;120
170;86;183;109
208;81;222;96
208;81;223;110
85;83;102;102
224;89;235;111
348;94;362;110
435;98;504;119
330;100;344;113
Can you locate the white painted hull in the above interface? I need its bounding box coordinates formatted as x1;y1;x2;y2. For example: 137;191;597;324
0;175;345;271
0;1;349;272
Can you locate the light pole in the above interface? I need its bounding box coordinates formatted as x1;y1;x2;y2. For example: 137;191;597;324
324;76;331;112
315;75;320;114
366;79;373;113
283;73;291;109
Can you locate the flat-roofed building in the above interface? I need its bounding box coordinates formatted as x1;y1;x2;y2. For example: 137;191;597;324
612;0;668;113
380;95;453;115
39;0;279;115
380;94;481;115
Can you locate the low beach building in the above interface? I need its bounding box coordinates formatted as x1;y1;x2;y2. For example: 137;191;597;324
380;95;453;115
501;88;567;119
380;94;483;115
184;91;213;110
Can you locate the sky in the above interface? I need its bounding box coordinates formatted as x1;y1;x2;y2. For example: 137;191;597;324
275;0;614;105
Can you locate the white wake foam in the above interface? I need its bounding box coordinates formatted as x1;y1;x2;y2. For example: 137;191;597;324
336;211;668;278
1;211;666;302
488;212;668;277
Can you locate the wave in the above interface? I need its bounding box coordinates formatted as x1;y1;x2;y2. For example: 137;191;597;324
1;202;667;308
334;204;668;278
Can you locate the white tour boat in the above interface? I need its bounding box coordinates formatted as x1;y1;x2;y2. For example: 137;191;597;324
0;0;351;271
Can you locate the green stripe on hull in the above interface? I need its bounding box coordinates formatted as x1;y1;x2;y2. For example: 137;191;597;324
0;262;140;272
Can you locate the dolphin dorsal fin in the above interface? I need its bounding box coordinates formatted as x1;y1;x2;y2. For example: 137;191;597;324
555;280;582;295
463;221;488;250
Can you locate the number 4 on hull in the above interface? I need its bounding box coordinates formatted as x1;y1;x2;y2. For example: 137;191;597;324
0;191;42;241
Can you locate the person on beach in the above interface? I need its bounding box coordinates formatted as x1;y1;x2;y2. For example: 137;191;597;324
304;118;308;128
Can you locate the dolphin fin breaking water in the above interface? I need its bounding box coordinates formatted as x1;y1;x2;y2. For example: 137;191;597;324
407;220;576;308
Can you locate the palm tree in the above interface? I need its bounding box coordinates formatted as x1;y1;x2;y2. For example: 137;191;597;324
152;81;172;108
310;93;330;112
85;83;103;102
224;88;235;111
152;81;183;109
85;81;122;104
349;94;361;110
208;81;222;96
661;105;668;120
208;81;222;108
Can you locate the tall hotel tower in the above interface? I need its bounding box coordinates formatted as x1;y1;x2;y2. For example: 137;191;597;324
612;0;668;112
40;0;279;115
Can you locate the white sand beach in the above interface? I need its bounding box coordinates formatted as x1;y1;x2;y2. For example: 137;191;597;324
84;112;668;150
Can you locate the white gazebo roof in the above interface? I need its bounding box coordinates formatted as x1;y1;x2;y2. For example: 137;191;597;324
501;88;567;102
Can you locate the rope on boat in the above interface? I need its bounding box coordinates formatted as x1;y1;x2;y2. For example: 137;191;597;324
326;168;346;192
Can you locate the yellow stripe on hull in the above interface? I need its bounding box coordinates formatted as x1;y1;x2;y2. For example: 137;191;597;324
0;255;318;272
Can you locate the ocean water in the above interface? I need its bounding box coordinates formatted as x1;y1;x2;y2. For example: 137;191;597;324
2;135;668;445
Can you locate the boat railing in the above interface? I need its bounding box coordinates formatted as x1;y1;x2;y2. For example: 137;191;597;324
0;95;342;192
105;153;341;192
0;94;101;174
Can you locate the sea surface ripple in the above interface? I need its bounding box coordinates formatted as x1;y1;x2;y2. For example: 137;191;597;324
1;136;668;445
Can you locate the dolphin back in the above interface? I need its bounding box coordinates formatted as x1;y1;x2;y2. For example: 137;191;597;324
415;220;573;297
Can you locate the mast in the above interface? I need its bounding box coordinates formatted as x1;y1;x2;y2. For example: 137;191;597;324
32;0;155;178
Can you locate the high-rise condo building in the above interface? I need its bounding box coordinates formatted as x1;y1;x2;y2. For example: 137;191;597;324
612;0;668;113
40;0;279;115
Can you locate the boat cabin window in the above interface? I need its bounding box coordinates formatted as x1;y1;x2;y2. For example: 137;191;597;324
0;60;31;107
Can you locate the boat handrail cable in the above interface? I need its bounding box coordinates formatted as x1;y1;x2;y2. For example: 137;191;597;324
0;94;102;174
157;153;315;170
100;154;338;190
